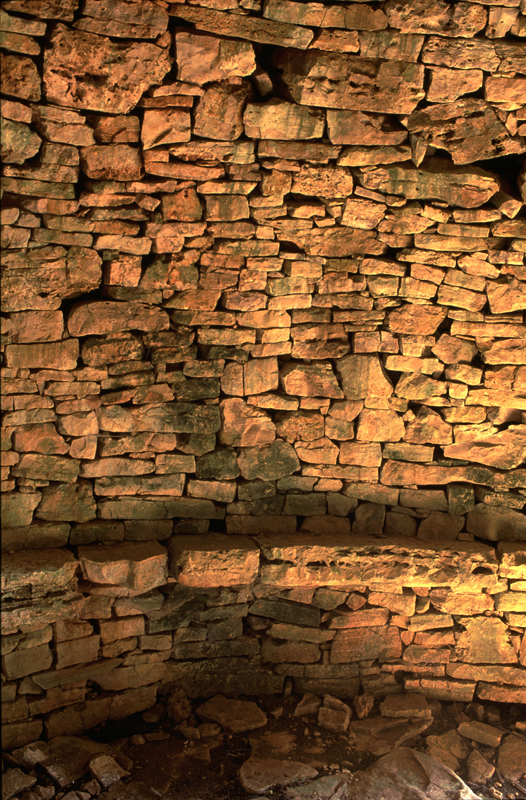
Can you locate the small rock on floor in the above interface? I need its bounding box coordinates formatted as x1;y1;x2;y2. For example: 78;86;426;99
239;758;318;794
89;755;129;788
346;747;482;800
197;695;267;734
3;768;37;800
497;733;526;781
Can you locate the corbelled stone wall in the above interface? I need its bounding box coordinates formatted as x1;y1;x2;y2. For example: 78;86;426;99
2;536;525;751
1;0;526;750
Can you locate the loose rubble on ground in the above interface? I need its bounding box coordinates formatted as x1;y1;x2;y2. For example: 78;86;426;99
3;689;526;800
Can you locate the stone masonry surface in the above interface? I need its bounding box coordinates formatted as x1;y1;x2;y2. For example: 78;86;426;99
1;0;526;749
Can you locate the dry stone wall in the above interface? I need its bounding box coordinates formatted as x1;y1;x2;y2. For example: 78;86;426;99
1;0;526;749
2;536;526;751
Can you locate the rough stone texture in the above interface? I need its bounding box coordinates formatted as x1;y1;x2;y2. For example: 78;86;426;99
2;0;526;742
43;26;172;113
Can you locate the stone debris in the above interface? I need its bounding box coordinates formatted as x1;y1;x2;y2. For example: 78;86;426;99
3;692;525;800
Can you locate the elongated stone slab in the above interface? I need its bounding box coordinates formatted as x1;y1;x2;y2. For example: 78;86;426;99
169;3;314;49
385;0;487;37
257;533;499;592
97;403;220;434
274;48;425;114
358;158;500;208
68;301;169;336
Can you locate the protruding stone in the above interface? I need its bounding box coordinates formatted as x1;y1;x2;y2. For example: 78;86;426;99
169;534;259;587
1;54;41;101
78;541;168;592
1;118;41;164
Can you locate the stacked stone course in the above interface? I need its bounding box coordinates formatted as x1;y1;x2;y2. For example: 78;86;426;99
1;0;526;750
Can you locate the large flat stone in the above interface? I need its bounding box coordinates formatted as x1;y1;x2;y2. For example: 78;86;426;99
197;695;267;734
274;48;425;114
169;535;259;587
43;25;172;113
347;747;482;800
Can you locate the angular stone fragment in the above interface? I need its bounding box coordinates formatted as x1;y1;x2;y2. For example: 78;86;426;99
308;228;385;257
169;534;259;587
237;440;300;481
171;4;314;49
1;54;41;101
407;99;524;165
422;35;500;71
79;0;168;37
455;617;517;664
274;49;425;115
1;492;41;528
98;404;220;435
194;81;252;141
2;0;77;21
466;505;526;542
336;355;393;399
291;164;353;199
331;626;402;663
36;481;96;523
359;158;500;208
1;118;41;164
239;757;318;795
327;110;407;147
198;695;266;734
356;408;405;442
346;747;481;800
219;398;276;447
44;26;172;113
2;246;102;313
176;30;255;85
427;67;483;104
280;363;343;398
432;334;477;365
486;280;526;315
444;426;526;471
80;145;142;180
244;100;323;140
498;735;526;782
78;541;168;592
141;108;191;150
5;340;79;370
387;305;447;336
